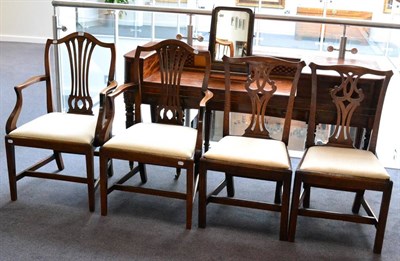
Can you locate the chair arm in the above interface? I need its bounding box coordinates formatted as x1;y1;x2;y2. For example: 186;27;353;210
5;75;48;134
94;82;139;146
107;82;139;99
199;90;214;108
99;80;118;96
198;90;214;123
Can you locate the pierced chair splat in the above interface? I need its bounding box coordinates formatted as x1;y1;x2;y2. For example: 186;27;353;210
99;39;213;229
198;55;306;240
288;62;394;254
5;32;117;211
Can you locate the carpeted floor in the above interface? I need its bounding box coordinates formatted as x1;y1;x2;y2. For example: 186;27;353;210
0;41;399;260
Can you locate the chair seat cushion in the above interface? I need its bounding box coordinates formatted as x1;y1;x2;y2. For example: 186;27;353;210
8;112;97;144
102;122;197;159
203;136;290;169
298;146;390;180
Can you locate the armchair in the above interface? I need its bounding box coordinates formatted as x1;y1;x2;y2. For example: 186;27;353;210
5;32;117;211
99;39;213;229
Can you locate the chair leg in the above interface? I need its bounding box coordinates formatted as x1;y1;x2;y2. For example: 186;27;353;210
279;176;291;241
107;159;114;177
303;184;311;208
204;109;212;152
352;190;365;214
288;174;302;242
54;151;64;170
139;163;148;183
186;166;194;229
274;181;283;204
85;151;95;212
175;168;181;179
100;155;109;216
139;163;147;183
226;173;235;197
5;139;17;201
373;181;393;254
198;165;207;228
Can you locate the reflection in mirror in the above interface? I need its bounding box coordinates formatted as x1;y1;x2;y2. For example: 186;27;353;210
209;6;254;69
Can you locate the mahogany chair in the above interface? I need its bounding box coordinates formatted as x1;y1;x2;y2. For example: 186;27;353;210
5;32;117;211
198;55;306;240
99;39;213;229
288;62;393;254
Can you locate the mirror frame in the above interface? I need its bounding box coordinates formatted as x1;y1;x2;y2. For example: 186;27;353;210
209;6;255;72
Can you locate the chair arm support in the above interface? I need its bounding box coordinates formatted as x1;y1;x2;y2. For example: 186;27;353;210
5;75;48;134
93;80;118;147
194;90;214;158
94;82;139;146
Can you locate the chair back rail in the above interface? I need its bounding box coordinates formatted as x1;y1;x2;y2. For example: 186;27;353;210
44;32;116;115
223;55;306;145
133;39;211;126
307;62;393;152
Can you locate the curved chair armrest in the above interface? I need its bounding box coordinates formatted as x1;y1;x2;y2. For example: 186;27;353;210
106;82;138;99
199;90;214;108
198;90;214;121
6;75;48;134
99;80;118;96
94;82;139;146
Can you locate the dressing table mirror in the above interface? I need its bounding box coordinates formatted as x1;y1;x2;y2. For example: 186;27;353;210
209;6;255;72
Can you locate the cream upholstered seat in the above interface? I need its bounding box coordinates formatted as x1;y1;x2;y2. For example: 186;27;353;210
5;32;117;211
8;112;97;144
198;55;306;240
299;146;389;180
99;39;213;229
102;122;197;159
203;136;290;169
288;62;394;254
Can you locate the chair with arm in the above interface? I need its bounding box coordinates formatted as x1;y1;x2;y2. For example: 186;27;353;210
198;55;306;240
99;39;213;229
5;32;117;211
288;62;393;254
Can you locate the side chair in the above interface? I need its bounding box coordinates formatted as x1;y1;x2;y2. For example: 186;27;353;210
5;32;117;211
198;55;306;240
288;62;394;254
99;39;213;229
215;38;234;59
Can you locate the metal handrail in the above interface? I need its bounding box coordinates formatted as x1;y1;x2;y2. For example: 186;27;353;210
52;0;400;29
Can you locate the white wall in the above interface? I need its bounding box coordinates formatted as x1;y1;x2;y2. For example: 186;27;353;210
0;0;54;43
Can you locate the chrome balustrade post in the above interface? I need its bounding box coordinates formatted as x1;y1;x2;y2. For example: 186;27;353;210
52;6;62;112
187;14;193;46
338;26;347;59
